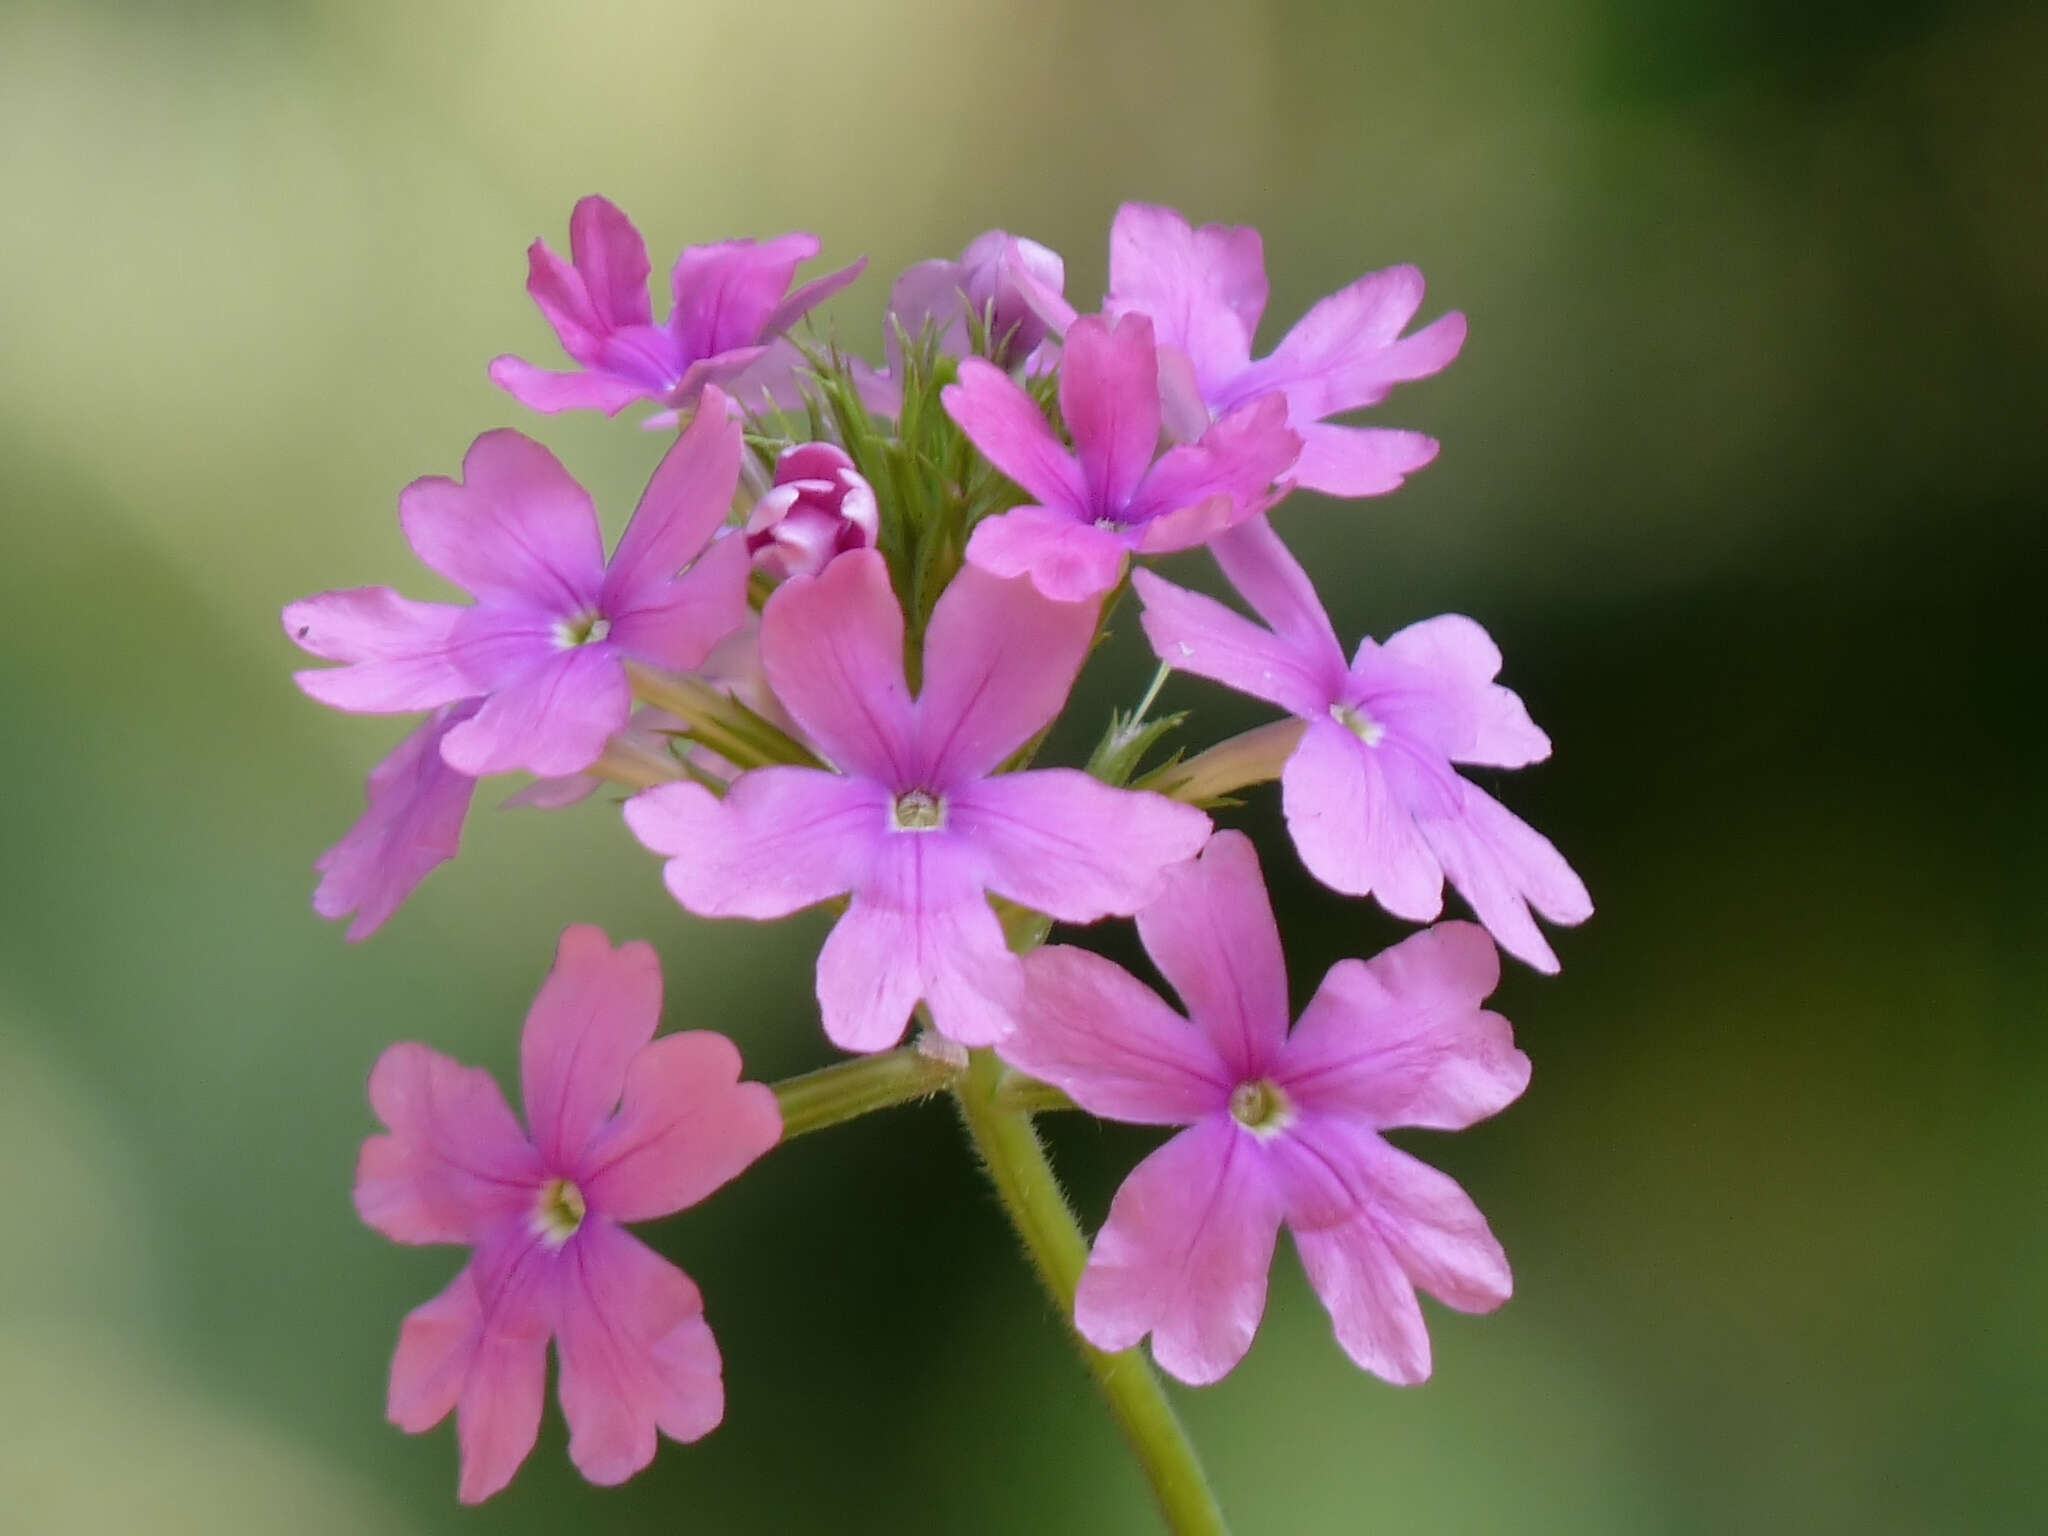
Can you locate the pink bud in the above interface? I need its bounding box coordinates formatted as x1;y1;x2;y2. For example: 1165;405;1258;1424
744;443;880;581
954;232;1066;366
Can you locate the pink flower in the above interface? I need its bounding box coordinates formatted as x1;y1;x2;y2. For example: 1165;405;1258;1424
284;399;749;779
314;701;482;941
623;550;1212;1051
1135;518;1591;971
489;195;863;419
744;443;879;581
357;925;781;1502
1104;203;1465;498
999;831;1524;1386
942;312;1301;601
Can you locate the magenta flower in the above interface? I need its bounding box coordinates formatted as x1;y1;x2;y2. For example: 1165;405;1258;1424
1135;517;1591;971
942;312;1301;601
1104;203;1465;498
314;700;482;941
357;925;781;1502
999;831;1524;1386
744;443;880;582
285;399;749;778
624;549;1212;1051
489;195;863;419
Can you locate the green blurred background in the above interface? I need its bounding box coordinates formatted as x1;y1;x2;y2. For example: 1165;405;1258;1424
3;0;2044;1530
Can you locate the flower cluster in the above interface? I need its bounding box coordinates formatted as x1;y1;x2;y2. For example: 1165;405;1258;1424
288;195;1589;1511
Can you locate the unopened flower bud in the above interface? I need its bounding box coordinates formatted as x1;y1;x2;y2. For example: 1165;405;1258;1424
744;443;879;581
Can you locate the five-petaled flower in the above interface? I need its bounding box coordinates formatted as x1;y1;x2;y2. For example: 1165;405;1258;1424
489;194;863;421
943;312;1302;601
1136;516;1592;971
356;926;781;1502
285;396;749;779
999;831;1525;1385
1105;203;1465;498
624;548;1212;1051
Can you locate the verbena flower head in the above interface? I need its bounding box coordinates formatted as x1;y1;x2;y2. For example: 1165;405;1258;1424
357;925;780;1501
999;831;1525;1385
1105;203;1466;497
623;549;1212;1050
1136;516;1592;971
943;312;1302;600
489;195;863;420
744;442;879;581
285;398;748;778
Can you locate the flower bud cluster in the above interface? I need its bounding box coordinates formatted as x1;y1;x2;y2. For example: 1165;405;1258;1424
285;194;1590;1508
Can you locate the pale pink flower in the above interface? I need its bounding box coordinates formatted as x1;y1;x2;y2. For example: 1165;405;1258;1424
1105;203;1465;497
1136;518;1591;971
624;550;1211;1051
1000;831;1525;1386
942;313;1301;601
284;398;749;779
744;443;879;581
489;195;862;419
357;925;781;1502
314;701;481;940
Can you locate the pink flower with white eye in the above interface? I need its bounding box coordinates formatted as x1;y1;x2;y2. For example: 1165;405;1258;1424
313;700;482;941
1104;203;1465;497
745;443;880;582
1135;517;1591;971
623;549;1212;1052
489;195;863;420
284;396;749;779
999;831;1525;1386
857;231;1076;415
942;312;1301;602
357;925;781;1503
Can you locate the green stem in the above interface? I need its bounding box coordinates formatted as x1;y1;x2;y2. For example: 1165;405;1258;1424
953;1049;1230;1536
773;1044;965;1142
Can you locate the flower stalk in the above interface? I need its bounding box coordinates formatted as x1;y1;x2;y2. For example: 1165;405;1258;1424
772;1042;966;1142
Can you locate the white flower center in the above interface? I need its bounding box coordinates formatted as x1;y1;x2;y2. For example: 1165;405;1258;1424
556;613;613;648
1329;702;1385;746
1228;1078;1293;1138
890;789;947;832
532;1177;587;1246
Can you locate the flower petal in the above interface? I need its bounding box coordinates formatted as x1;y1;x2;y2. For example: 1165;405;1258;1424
605;529;751;672
1133;830;1291;1081
964;505;1131;602
1379;614;1551;769
1105;203;1266;390
1000;945;1230;1124
556;1223;725;1486
915;564;1099;784
579;1032;781;1221
1277;923;1524;1130
1287;422;1440;498
1281;719;1446;921
758;549;916;783
819;836;1020;1050
314;702;481;941
438;645;630;778
1074;1117;1283;1385
284;588;474;714
1419;783;1592;973
1060;313;1161;513
602;389;744;611
1252;279;1464;419
488;355;655;416
568;194;654;332
399;430;608;609
1208;514;1348;671
942;359;1088;513
1133;570;1337;720
953;769;1210;921
625;771;885;919
519;925;663;1170
669;233;819;360
357;1041;542;1245
1287;1215;1433;1385
1124;393;1299;533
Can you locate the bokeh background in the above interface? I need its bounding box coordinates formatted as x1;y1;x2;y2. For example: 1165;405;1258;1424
3;0;2044;1531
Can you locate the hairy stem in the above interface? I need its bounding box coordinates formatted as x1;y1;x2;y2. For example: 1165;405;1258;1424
773;1043;965;1142
953;1048;1230;1535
